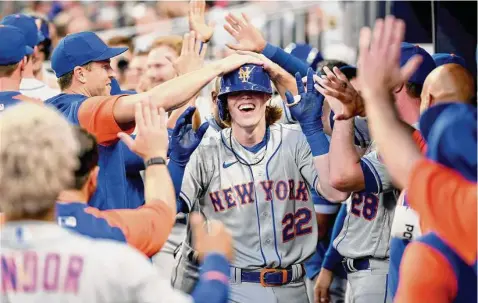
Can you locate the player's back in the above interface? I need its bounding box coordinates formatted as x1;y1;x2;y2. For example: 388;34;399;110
1;221;187;303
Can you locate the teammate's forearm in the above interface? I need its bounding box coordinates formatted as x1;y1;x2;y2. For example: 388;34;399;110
114;64;220;124
329;119;363;191
363;89;422;189
313;155;349;202
191;253;230;303
262;43;309;76
145;164;177;221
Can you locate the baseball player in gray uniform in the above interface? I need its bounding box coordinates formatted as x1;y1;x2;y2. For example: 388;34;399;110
172;64;348;303
311;66;397;303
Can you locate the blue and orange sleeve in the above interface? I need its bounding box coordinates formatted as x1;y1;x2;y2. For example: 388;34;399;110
408;159;477;265
84;202;174;257
395;242;457;303
77;95;135;146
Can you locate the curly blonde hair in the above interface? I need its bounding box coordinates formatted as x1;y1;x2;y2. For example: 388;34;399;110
0;103;79;219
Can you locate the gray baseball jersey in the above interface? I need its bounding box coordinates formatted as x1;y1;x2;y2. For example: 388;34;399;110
333;145;397;259
1;221;192;303
179;124;318;269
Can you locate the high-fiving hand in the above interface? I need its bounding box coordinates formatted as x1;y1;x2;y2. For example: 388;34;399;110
314;66;365;120
173;31;208;76
169;106;209;166
118;99;169;161
285;68;324;135
224;12;267;53
188;0;215;43
357;16;423;97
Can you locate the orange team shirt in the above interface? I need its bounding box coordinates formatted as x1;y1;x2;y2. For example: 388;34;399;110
407;159;477;265
2;202;175;258
395;241;458;303
82;203;175;257
78;95;134;145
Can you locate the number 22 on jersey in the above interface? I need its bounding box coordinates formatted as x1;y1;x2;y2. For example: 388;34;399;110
351;192;379;220
282;208;313;242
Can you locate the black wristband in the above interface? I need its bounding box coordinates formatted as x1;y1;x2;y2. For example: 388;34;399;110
144;157;166;168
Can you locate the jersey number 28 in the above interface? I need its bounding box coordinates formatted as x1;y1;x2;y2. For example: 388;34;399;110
351;192;379;220
282;208;313;242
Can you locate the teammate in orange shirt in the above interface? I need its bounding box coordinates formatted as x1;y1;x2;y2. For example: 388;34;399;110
54;101;207;258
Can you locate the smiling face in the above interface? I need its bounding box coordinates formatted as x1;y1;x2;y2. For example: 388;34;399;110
83;60;114;96
227;91;271;130
146;46;178;88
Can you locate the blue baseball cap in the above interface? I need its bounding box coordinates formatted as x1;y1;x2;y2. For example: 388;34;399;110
1;14;44;48
400;42;436;85
419;102;477;182
32;16;50;42
432;53;466;68
51;31;128;77
0;25;33;65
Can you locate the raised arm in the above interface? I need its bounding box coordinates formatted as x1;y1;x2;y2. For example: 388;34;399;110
224;12;309;77
167;32;208;129
112;54;265;125
118;100;175;219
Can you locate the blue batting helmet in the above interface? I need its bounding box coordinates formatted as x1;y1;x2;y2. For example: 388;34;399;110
217;64;272;121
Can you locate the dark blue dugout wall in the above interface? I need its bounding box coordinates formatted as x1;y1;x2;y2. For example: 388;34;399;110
433;1;477;83
390;1;476;83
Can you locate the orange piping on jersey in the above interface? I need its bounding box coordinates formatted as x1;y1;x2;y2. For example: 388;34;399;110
77;95;134;146
395;242;457;303
84;202;174;257
408;159;477;265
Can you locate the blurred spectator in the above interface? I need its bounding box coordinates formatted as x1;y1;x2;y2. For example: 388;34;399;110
146;36;182;89
124;50;149;91
107;36;135;86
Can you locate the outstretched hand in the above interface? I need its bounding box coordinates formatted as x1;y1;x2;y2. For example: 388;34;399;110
169;106;209;166
118;99;169;160
224;12;267;53
284;68;324;134
173;31;208;76
357;16;423;97
314;66;365;120
188;0;215;43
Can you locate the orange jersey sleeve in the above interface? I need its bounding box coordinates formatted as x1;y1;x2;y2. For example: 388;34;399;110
408;159;477;264
84;202;175;257
412;130;427;154
395;242;457;303
77;95;134;145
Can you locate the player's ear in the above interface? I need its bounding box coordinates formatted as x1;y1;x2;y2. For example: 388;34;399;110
86;166;99;195
74;66;87;84
18;56;27;72
211;92;218;104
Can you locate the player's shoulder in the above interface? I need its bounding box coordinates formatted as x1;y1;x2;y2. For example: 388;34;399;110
45;93;88;111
